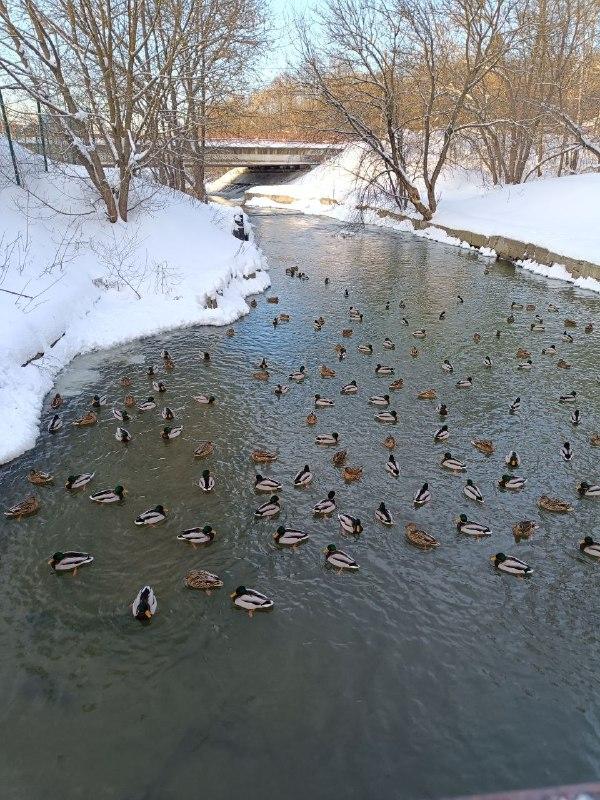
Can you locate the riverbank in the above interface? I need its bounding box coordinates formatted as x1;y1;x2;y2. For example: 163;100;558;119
0;138;269;464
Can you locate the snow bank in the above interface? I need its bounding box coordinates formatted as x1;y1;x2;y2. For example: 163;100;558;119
0;138;269;464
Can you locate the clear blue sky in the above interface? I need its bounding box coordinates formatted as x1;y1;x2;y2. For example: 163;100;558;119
260;0;314;82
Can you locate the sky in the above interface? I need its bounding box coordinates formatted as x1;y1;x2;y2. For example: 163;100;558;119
260;0;314;81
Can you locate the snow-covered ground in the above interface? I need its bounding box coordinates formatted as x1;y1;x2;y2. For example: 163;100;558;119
0;139;269;464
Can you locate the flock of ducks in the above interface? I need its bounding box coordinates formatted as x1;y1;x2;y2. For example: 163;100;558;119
4;268;600;620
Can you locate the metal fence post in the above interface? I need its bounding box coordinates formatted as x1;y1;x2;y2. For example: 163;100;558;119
37;99;48;172
0;89;21;186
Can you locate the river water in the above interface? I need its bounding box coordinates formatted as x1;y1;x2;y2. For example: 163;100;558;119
1;210;599;800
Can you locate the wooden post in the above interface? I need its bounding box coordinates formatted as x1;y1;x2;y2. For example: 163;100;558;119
0;89;21;186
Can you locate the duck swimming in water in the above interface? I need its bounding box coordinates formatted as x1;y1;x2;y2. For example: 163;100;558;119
72;411;97;427
472;439;494;455
455;376;472;388
441;359;454;373
231;587;274;617
375;502;394;525
273;527;309;547
27;469;53;486
198;470;215;492
132;586;158;621
464;479;484;503
315;432;338;446
386;454;400;477
255;475;282;492
457;514;491;537
89;485;125;504
135;505;167;526
91;394;107;408
441;453;466;472
338;513;363;534
314;394;334;407
4;495;40;519
538;495;573;513
434;425;449;441
509;397;521;414
341;380;358;395
413;483;431;505
185;570;223;592
571;409;581;426
483;356;493;368
65;473;95;491
161;426;182;440
561;441;574;461
177;525;214;546
254;495;280;518
112;407;130;422
498;474;526;491
577;482;600;498
437;403;449;417
369;394;390;406
579;536;600;558
491;553;532;576
375;364;394;375
374;410;397;423
293;465;313;487
115;426;132;443
505;450;521;468
48;414;62;433
313;491;336;515
137;397;156;412
289;366;307;381
48;551;93;574
324;544;359;571
559;391;577;403
161;406;175;420
357;344;373;354
405;523;439;549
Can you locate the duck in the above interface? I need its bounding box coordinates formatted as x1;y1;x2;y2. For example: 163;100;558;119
483;356;493;368
338;513;363;534
375;502;394;525
383;436;396;449
48;414;62;433
274;384;290;396
314;394;334;407
585;323;594;334
124;394;136;407
120;376;132;388
72;411;97;427
562;331;574;342
132;586;158;621
434;425;449;442
389;379;404;391
491;553;532;576
473;333;481;344
505;450;521;468
375;364;394;375
548;303;559;312
320;365;336;378
146;366;156;378
177;525;214;546
386;454;400;477
559;391;577;403
530;322;545;332
369;394;390;406
50;393;63;409
526;303;536;311
289;366;307;381
341;380;358;395
410;347;419;358
90;485;126;504
135;505;167;525
383;338;395;350
315;432;338;446
571;409;581;426
507;314;515;323
313;490;336;515
557;359;571;369
231;586;273;616
561;441;574;461
343;466;363;482
48;551;93;574
405;523;439;549
590;434;600;447
542;345;556;355
564;318;577;328
457;514;491;536
198;470;215;492
273;526;309;547
278;313;290;322
112;407;130;422
250;298;257;308
441;359;454;373
412;329;426;339
579;536;600;558
437;403;449;416
4;495;40;519
439;310;446;320
293;465;313;487
418;389;437;400
513;520;539;540
163;357;175;370
324;544;359;571
375;410;397;423
226;328;235;337
251;449;277;463
255;474;282;492
65;472;95;490
509;397;521;414
202;352;211;363
455;376;472;388
399;300;406;309
332;449;347;466
91;394;107;408
498;474;526;491
457;295;464;304
518;359;533;370
161;426;182;440
464;479;484;503
152;381;167;393
161;406;175;420
471;439;494;455
185;570;223;592
137;397;156;412
441;453;466;472
27;469;53;486
413;483;431;505
341;329;353;338
257;358;269;370
538;495;573;513
115;427;132;443
306;412;318;425
516;347;531;359
254;495;281;518
253;370;270;381
357;344;373;354
194;441;214;458
511;301;524;310
577;481;600;498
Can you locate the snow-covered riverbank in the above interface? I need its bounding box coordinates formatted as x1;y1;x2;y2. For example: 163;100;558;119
0;140;269;464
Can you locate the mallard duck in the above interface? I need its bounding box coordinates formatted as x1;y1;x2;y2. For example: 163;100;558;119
253;370;270;381
530;322;545;332
177;525;214;546
146;366;156;377
132;586;158;621
48;551;93;573
315;432;339;446
418;389;437;400
518;359;533;370
250;298;257;308
257;358;269;370
505;450;521;468
498;474;526;491
410;347;419;358
65;473;95;491
369;394;390;406
526;303;536;311
90;485;125;504
161;406;175;421
441;359;454;373
120;376;132;388
562;331;574;342
585;323;594;334
383;435;396;449
112;407;130;422
538;495;573;513
375;410;397;423
251;449;276;463
412;329;426;339
579;536;600;558
198;470;215;492
413;483;431;505
341;380;358;395
542;345;556;355
293;464;313;486
254;495;280;518
564;318;577;328
348;306;362;320
115;427;132;443
455;376;472;388
439;310;446;320
332;449;347;466
135;505;167;525
50;393;63;409
137;397;156;412
383;338;395;350
571;409;581;426
507;314;515;323
306;412;318;425
456;514;491;536
338;513;363;534
194;441;214;458
591;433;600;447
315;394;334;407
577;481;600;498
437;403;449;416
72;411;97;427
230;586;273;616
274;384;290;397
273;526;309;547
289;366;306;381
320;365;336;378
48;414;62;433
557;359;571;370
389;379;404;391
202;352;211;363
472;439;494;455
152;381;167;393
161;426;183;440
561;441;573;461
4;495;40;518
473;333;481;344
255;474;282;492
548;303;559;312
386;454;400;477
27;469;53;486
375;364;394;375
559;391;577;403
342;329;353;338
434;425;449;442
342;466;363;482
124;394;136;407
375;502;393;525
313;490;336;515
457;295;464;304
357;344;373;354
267;296;279;304
91;394;106;408
441;452;466;472
226;328;235;337
185;570;223;591
324;544;359;571
491;553;532;576
278;313;290;322
405;523;438;549
464;479;484;503
511;301;524;310
509;397;521;414
513;520;538;540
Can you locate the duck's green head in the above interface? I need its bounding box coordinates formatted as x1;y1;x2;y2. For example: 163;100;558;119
332;432;339;439
255;474;264;482
154;505;165;514
444;452;452;459
203;525;213;534
495;553;506;563
466;479;474;486
501;474;511;482
209;396;215;403
202;470;210;478
422;482;429;489
114;485;124;496
232;586;246;598
326;544;337;554
270;495;279;503
276;525;286;535
459;514;468;522
49;552;63;566
163;427;172;435
66;475;76;486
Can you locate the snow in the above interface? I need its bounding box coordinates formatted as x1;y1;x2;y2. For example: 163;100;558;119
0;138;269;465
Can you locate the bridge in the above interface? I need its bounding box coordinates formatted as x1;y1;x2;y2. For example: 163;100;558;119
202;140;344;168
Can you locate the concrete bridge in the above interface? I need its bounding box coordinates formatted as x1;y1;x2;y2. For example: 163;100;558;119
203;140;344;168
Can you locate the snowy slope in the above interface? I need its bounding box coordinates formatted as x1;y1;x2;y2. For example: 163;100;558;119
0;138;269;464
